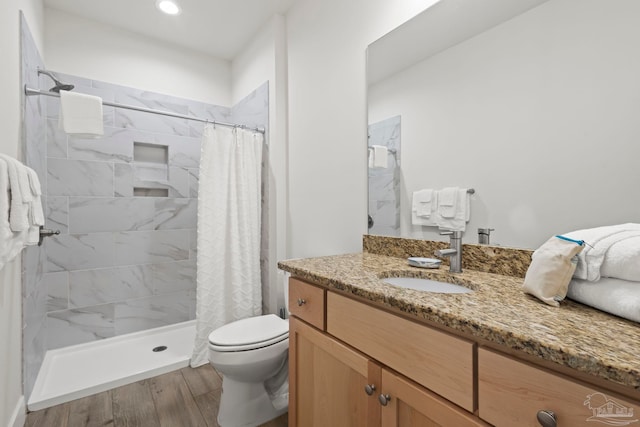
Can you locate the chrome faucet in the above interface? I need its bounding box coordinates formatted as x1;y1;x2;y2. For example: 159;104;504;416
435;231;463;273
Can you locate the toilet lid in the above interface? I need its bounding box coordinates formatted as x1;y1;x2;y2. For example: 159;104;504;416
208;314;289;351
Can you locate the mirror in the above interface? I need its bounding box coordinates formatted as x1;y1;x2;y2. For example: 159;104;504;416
367;0;640;249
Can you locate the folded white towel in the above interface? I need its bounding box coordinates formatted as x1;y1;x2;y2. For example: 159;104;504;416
0;154;45;250
412;189;434;218
435;188;470;232
58;90;104;137
600;235;640;282
564;223;640;281
437;187;458;218
567;278;640;324
369;145;388;169
0;158;29;271
0;154;29;231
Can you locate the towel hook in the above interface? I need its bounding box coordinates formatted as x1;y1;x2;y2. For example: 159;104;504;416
38;226;60;246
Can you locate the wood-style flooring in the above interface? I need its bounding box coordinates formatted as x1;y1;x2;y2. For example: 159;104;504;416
25;364;288;427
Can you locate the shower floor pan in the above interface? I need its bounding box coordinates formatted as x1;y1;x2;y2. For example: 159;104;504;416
28;320;196;411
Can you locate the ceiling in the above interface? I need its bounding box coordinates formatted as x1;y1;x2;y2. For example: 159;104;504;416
43;0;298;60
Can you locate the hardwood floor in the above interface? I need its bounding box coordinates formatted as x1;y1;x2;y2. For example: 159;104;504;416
25;365;288;427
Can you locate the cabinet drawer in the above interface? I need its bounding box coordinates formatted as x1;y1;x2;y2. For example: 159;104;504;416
479;348;640;427
326;291;475;412
289;278;325;330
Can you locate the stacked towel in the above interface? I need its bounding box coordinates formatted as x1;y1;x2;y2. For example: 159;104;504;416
368;145;388;169
435;187;470;232
58;90;104;137
437;187;457;218
567;278;640;324
413;189;433;217
411;189;437;226
0;155;45;271
564;223;640;282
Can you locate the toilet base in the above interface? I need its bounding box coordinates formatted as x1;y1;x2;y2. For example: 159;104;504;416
217;376;287;427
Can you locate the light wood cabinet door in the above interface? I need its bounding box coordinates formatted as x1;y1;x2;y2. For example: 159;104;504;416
289;316;381;427
380;369;489;427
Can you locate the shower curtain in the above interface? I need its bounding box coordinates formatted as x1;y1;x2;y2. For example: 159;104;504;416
191;124;264;367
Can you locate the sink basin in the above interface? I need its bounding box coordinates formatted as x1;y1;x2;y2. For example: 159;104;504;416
382;277;473;294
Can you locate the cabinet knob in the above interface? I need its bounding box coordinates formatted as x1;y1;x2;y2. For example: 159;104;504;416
297;298;306;306
378;394;391;406
536;410;557;427
364;384;376;395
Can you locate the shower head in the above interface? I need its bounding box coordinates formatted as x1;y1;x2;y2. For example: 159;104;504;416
37;69;75;93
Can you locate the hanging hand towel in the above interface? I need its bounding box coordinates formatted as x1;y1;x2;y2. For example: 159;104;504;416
412;189;434;218
58;90;104;137
411;189;438;226
435;188;470;232
369;145;388;169
437;187;458;218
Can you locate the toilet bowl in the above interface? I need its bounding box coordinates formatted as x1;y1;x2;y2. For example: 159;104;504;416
208;314;289;427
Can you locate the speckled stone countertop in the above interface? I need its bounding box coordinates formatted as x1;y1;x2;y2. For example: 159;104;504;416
278;248;640;392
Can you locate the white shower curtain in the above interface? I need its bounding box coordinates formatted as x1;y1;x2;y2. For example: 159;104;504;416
191;124;264;367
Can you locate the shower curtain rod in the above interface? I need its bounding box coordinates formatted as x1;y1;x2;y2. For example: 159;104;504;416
24;86;266;134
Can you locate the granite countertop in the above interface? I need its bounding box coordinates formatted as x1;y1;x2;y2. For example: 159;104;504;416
278;251;640;392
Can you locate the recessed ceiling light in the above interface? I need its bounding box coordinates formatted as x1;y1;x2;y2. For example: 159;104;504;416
156;0;182;15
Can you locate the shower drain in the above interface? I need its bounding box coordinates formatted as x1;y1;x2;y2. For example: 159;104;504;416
152;346;168;352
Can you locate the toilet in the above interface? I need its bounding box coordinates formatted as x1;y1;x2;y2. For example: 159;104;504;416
208;313;289;426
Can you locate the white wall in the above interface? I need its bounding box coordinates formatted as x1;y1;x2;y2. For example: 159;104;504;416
232;15;289;312
44;7;231;106
285;0;440;258
368;0;640;249
1;1;44;425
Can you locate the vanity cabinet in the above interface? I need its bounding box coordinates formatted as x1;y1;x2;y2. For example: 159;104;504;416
288;278;486;427
288;277;640;427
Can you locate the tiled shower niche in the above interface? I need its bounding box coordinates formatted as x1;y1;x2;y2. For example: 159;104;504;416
41;74;269;351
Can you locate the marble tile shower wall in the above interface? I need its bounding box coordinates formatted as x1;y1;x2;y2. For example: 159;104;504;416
368;116;401;237
41;73;269;350
21;14;49;400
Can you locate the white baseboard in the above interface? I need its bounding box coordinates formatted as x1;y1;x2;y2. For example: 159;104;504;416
9;395;26;427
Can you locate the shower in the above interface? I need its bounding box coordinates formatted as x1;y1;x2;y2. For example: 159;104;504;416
37;68;74;92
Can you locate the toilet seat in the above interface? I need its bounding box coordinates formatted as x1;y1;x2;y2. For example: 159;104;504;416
208;314;289;352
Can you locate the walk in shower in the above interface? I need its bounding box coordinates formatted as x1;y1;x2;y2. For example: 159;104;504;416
20;16;269;409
